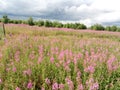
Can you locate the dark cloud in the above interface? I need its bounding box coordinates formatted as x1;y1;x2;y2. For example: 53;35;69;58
0;0;120;26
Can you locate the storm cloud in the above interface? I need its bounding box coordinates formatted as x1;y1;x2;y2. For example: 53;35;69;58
0;0;120;26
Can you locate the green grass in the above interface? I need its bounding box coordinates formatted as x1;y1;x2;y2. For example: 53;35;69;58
0;24;120;90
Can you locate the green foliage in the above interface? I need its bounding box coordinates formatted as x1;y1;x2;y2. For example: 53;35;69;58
27;17;34;26
22;20;27;24
105;26;111;31
9;20;22;24
1;15;120;32
9;20;14;23
2;15;9;24
37;20;44;27
105;25;119;32
52;21;63;28
63;23;87;29
91;24;105;30
44;20;53;27
63;23;70;28
111;25;117;31
0;25;120;89
17;20;22;24
76;23;87;29
116;27;120;32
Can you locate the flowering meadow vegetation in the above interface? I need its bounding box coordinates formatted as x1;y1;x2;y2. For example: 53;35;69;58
0;24;120;90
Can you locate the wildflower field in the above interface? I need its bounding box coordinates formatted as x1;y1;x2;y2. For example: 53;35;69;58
0;24;120;90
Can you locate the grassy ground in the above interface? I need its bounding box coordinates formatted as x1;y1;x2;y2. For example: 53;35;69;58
0;24;120;90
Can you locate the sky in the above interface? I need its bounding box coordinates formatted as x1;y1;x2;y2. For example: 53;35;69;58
0;0;120;26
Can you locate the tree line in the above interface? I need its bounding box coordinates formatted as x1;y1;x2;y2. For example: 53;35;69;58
0;15;120;32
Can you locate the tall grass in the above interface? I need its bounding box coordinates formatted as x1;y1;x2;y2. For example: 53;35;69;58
0;24;120;90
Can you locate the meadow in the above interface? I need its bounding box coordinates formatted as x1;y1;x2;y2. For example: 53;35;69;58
0;24;120;90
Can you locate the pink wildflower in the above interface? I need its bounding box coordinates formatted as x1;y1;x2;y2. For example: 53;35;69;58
55;47;59;55
0;52;2;59
38;56;42;64
86;78;94;86
6;68;10;72
41;87;45;90
51;47;55;55
27;81;33;89
90;82;99;90
23;69;32;76
38;45;43;55
55;63;60;67
65;77;74;90
77;53;82;59
0;78;2;84
77;71;81;77
64;65;71;71
50;56;54;63
14;51;20;62
16;87;21;90
29;51;35;60
73;57;77;65
52;82;59;90
86;78;99;90
84;65;95;73
59;83;64;89
58;51;64;60
107;57;118;71
78;84;84;90
12;67;17;72
45;78;51;84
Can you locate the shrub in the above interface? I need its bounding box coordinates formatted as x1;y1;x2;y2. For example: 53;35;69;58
17;20;22;24
116;27;120;32
13;20;19;24
2;15;9;24
27;17;34;26
37;20;44;27
105;26;119;32
44;20;53;27
105;26;111;31
22;20;27;24
63;23;87;29
77;23;87;29
52;21;63;28
9;20;14;23
111;25;117;32
91;24;105;30
64;23;71;28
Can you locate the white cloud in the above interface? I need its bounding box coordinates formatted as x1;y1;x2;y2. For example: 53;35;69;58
79;19;93;26
95;12;120;23
0;0;120;26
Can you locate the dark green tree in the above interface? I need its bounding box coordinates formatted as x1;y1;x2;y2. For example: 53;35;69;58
44;20;49;27
44;20;53;27
37;20;44;26
52;21;63;28
77;24;87;29
105;26;111;31
2;15;9;24
90;24;105;30
27;17;34;26
81;24;87;29
111;25;117;31
116;27;120;32
65;23;71;28
22;20;27;24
